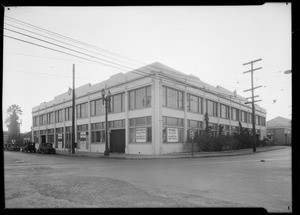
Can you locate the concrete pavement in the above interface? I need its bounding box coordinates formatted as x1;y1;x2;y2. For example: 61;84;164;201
55;145;289;159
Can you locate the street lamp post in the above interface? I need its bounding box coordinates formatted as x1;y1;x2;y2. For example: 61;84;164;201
101;89;111;156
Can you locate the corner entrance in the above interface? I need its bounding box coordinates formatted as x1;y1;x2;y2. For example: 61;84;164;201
110;129;125;153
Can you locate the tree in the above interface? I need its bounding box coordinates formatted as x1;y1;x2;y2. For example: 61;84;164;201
204;112;210;136
218;124;224;136
5;104;22;144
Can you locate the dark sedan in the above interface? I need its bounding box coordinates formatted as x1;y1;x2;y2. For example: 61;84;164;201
37;143;56;154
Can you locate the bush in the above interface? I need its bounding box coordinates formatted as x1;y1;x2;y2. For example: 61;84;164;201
194;134;213;152
193;133;261;152
213;136;226;151
236;134;253;149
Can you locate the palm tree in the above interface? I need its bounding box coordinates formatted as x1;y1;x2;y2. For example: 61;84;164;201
6;104;23;117
5;104;22;144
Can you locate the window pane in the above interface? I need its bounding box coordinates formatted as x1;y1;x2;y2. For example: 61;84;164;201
214;103;218;117
114;120;122;128
189;94;198;113
129;128;135;143
167;88;177;109
122;93;125;111
136;88;146;109
146;116;152;125
129;91;135;110
199;98;202;113
82;103;88;118
207;100;213;116
178;91;183;110
129;119;135;126
113;94;122;113
136;117;146;126
101;130;106;143
163;86;167;107
147;127;152;142
167;117;177;126
146;86;151;107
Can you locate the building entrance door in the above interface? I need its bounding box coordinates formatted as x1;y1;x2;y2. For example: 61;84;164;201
41;135;46;143
110;129;125;153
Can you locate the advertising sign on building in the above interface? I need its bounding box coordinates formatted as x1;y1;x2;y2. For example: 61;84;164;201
57;133;63;148
167;128;178;142
136;128;146;142
80;132;86;148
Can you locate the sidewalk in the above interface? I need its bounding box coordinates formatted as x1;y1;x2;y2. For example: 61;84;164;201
55;145;289;160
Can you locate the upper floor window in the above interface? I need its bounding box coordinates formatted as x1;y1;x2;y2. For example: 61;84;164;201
241;110;247;123
163;86;184;110
248;113;252;124
256;115;261;125
187;93;203;113
129;86;151;110
231;108;239;121
110;93;125;113
261;116;266;126
65;106;73;121
90;98;104;116
47;112;54;124
206;100;218;117
39;114;46;125
55;109;63;123
220;104;230;119
33;116;39;126
76;102;88;119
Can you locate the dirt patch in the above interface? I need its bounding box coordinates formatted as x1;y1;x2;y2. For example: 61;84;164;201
32;176;199;207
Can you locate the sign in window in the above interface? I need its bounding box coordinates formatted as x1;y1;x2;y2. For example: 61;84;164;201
167;128;179;142
135;128;147;143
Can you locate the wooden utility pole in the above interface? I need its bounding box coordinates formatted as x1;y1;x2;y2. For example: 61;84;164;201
243;58;262;152
72;64;75;154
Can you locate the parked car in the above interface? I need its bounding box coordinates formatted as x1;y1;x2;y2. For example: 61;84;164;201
4;143;13;151
8;145;20;151
20;141;36;153
37;143;56;154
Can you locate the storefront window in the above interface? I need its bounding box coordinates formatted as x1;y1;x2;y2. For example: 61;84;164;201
128;116;152;143
162;116;184;143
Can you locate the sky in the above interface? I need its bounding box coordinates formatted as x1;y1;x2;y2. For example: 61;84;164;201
3;4;292;133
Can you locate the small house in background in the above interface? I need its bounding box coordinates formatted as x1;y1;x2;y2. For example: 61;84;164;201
267;116;291;145
22;131;32;143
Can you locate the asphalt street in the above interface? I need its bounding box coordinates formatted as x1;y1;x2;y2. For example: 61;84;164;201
4;147;292;212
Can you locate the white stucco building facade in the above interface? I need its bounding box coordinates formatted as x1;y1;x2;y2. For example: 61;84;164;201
32;62;267;155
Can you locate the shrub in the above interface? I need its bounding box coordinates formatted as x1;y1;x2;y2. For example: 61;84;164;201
213;136;226;151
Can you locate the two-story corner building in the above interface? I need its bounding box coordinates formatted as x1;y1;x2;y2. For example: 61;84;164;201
31;62;267;155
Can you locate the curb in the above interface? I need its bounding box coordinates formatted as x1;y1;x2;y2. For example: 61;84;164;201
55;146;288;160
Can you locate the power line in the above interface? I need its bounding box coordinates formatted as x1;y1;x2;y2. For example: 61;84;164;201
4;34;127;71
4;17;261;105
4;33;153;80
4;22;146;70
4;16;249;97
4;16;166;80
4;26;156;79
4;27;146;73
5;15;147;68
4;69;93;80
4;34;251;104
